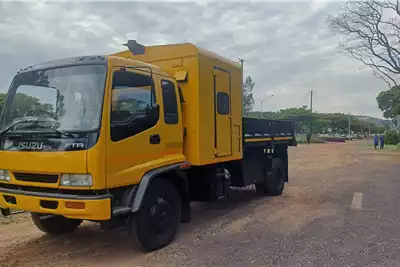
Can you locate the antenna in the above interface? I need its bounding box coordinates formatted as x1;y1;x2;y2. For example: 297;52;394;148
123;40;145;55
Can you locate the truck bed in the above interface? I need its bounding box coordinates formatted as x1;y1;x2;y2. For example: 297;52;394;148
243;118;296;146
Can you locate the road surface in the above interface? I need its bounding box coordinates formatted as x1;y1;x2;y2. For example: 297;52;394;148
1;141;400;266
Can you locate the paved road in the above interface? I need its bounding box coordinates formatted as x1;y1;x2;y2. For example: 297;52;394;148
1;141;400;266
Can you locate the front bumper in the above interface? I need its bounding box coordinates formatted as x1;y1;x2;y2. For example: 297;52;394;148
0;187;111;221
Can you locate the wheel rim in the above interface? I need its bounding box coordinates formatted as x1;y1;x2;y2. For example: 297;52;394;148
149;197;172;233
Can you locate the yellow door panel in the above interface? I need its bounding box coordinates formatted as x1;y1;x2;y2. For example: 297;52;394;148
106;66;184;188
214;68;232;157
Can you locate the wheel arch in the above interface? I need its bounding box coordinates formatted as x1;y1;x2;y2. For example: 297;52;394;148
131;162;190;213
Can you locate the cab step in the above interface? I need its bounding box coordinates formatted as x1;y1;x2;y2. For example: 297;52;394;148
112;206;131;216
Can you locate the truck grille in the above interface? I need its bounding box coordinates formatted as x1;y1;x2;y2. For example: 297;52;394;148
13;173;59;184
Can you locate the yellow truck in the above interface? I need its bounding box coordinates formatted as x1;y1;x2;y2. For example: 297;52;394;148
0;41;296;252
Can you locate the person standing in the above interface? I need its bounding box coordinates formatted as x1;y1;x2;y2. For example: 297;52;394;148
373;134;379;149
306;133;311;145
380;134;385;149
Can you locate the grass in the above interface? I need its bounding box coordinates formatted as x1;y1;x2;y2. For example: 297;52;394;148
363;141;400;152
383;144;400;151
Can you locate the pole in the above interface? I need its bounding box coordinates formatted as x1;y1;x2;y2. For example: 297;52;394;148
238;58;245;117
397;114;400;130
369;124;371;135
348;113;351;139
309;90;313;135
260;95;274;118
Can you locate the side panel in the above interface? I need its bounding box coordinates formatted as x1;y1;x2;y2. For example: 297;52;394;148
214;68;232;157
197;53;243;165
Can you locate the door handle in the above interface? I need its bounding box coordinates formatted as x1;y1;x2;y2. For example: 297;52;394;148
150;134;161;144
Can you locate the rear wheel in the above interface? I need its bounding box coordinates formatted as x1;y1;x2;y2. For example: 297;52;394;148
128;178;181;252
255;158;285;196
31;213;82;235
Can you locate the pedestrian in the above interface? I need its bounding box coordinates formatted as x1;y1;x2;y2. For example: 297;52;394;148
380;134;385;149
306;133;311;145
373;134;378;149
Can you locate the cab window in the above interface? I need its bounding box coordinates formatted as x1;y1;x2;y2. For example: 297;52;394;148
110;70;158;142
161;80;178;124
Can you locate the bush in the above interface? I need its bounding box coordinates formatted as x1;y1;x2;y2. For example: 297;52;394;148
385;130;400;145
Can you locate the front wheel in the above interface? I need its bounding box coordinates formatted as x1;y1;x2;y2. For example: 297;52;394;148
31;213;82;235
128;178;181;252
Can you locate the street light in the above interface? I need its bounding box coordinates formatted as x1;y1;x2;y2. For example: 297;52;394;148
260;94;274;118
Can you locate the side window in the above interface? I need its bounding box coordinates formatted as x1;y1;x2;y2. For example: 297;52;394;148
161;80;178;124
110;70;158;142
217;92;230;115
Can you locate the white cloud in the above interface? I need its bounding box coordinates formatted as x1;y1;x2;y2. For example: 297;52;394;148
0;1;388;118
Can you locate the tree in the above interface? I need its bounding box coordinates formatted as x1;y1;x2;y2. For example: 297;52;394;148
277;106;311;133
243;76;255;115
376;85;400;119
328;0;400;88
0;93;6;115
0;92;56;125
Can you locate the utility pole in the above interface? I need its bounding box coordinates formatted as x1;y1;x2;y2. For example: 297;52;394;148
238;58;245;117
260;94;274;118
348;113;351;139
238;58;245;68
397;114;400;130
309;90;314;135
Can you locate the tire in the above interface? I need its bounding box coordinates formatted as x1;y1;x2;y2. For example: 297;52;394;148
128;178;181;252
31;213;82;235
255;158;286;196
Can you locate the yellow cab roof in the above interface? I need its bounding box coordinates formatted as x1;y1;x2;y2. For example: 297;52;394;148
110;42;241;71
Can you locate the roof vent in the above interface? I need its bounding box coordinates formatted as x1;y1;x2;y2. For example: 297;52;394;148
123;40;145;55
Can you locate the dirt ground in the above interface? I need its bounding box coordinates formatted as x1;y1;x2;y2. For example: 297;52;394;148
1;141;399;267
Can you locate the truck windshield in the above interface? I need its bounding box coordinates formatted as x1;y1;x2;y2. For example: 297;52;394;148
0;65;106;133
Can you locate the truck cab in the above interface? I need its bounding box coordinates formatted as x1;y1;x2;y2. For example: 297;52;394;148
0;41;295;252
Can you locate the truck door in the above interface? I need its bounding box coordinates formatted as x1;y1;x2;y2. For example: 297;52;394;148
106;68;182;188
214;68;232;157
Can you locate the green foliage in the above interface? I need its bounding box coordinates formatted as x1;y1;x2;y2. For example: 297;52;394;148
0;92;55;121
376;86;400;120
249;106;311;133
384;130;400;145
249;106;390;135
243;76;255;115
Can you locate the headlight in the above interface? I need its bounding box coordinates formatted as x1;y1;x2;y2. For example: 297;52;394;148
0;170;10;182
60;174;92;187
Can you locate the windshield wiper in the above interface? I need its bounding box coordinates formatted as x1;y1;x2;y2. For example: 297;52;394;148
0;119;46;137
0;119;74;138
34;125;75;138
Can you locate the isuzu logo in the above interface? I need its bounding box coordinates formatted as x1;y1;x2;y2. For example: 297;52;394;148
17;141;44;150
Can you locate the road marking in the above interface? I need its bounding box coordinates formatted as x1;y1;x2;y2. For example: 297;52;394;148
351;192;363;209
